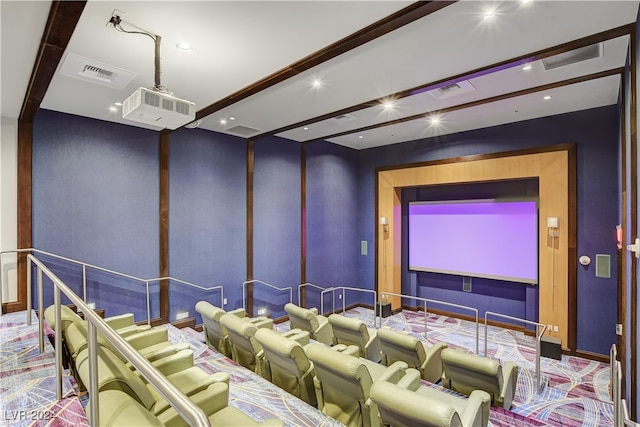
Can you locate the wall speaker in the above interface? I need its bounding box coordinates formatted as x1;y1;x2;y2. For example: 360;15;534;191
595;254;611;278
463;276;472;292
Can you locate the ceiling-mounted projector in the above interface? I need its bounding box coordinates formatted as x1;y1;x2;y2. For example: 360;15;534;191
122;87;196;130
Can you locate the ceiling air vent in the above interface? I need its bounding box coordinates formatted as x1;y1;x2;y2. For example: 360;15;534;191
427;80;476;100
59;53;137;89
542;43;603;70
225;125;262;137
328;113;359;125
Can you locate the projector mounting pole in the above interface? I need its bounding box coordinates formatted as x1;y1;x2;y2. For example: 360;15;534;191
153;35;162;91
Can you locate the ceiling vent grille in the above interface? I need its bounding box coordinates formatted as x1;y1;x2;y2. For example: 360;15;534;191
328;113;359;125
225;125;262;137
427;80;476;100
59;53;137;89
542;43;603;70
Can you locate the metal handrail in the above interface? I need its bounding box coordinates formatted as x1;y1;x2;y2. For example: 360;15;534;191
379;292;480;353
298;282;334;308
319;287;337;315
148;276;224;323
379;292;430;340
242;279;293;315
28;254;210;427
2;249;224;325
484;311;546;394
327;286;377;325
427;297;479;354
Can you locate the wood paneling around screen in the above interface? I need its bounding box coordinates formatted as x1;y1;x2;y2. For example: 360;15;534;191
377;145;575;349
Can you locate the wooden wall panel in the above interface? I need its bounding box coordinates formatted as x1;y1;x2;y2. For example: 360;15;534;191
377;147;573;348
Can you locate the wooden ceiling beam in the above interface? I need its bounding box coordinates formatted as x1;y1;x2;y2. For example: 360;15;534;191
19;1;87;122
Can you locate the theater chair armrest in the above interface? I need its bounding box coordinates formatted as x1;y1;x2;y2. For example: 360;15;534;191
313;375;325;411
116;324;151;337
394;368;422;391
125;328;169;350
104;313;135;331
314;319;334;346
157;382;229;426
227;308;247;318
377;361;409;385
150;349;194;376
421;341;447;384
461;390;491;427
500;362;519;409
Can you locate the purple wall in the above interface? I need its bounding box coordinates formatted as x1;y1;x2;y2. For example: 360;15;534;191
305;140;361;310
32;110;159;321
168;128;247;324
358;106;620;355
253;136;302;318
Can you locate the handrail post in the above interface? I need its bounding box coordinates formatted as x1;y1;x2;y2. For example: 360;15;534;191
88;321;100;426
38;268;44;353
54;285;62;400
424;300;428;340
146;280;151;326
535;324;541;393
82;264;87;303
484;313;488;357
475;310;479;355
27;256;32;325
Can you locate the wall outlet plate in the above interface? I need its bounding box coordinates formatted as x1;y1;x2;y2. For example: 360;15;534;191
176;311;189;320
223;298;227;305
87;302;96;310
257;308;267;316
616;323;623;335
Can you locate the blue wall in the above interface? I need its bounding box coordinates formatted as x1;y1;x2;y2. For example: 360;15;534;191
253;136;302;318
32;110;159;321
358;106;620;355
168;128;247;324
305;141;361;311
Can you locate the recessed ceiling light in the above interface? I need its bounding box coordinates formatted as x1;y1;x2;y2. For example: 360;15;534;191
114;102;122;106
483;8;496;18
109;106;118;112
176;42;192;51
303;127;309;131
543;95;552;100
428;115;441;125
382;100;395;109
358;135;364;139
220;119;227;125
229;117;235;121
522;64;532;71
311;79;322;89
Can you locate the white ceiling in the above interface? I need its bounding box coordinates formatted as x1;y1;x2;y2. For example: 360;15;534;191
1;1;638;150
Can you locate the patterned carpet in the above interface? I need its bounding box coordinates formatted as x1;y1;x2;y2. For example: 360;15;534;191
0;307;613;426
0;311;88;427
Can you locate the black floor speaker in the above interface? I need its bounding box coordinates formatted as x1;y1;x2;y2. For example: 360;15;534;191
376;302;392;318
541;335;562;360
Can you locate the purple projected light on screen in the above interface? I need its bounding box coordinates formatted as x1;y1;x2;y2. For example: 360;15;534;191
408;200;538;284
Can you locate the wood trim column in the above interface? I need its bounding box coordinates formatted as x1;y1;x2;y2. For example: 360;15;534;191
10;123;33;314
567;144;577;353
159;131;170;323
300;143;307;307
246;139;254;316
619;71;628;400
629;25;638;420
